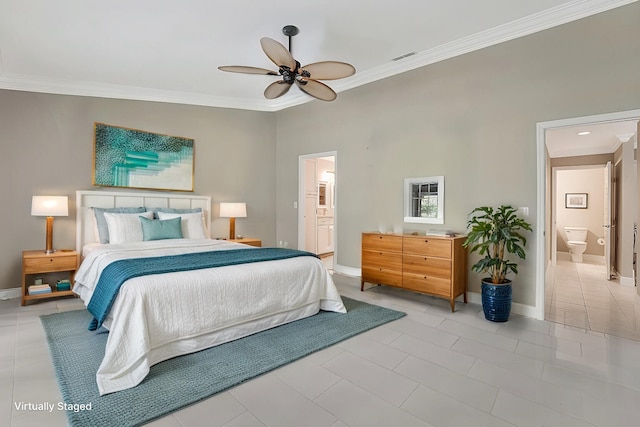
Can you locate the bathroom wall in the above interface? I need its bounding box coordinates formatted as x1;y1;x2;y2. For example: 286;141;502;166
555;166;605;256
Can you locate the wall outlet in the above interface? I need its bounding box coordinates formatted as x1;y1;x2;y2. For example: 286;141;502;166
518;207;529;217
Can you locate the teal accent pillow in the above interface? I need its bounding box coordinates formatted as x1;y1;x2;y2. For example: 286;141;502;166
139;216;183;241
93;207;147;243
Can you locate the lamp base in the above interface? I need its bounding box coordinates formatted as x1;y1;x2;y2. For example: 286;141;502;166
45;216;55;254
229;217;236;240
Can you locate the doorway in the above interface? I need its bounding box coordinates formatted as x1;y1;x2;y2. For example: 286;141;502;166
298;152;337;271
537;110;640;339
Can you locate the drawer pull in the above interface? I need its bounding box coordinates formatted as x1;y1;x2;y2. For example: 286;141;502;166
424;240;429;243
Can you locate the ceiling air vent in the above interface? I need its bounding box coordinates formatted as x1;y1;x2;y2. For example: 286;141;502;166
392;52;417;61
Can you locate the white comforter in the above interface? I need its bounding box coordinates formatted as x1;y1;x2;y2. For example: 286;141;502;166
74;239;346;395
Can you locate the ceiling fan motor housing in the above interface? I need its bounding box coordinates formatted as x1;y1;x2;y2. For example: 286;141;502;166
280;61;301;84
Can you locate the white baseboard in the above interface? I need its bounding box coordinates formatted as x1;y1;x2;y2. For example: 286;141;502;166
0;287;21;300
333;264;361;278
619;275;635;287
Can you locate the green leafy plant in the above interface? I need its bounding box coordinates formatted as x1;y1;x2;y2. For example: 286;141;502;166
463;205;532;284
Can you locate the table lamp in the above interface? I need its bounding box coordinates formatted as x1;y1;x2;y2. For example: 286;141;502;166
219;202;246;240
31;196;69;253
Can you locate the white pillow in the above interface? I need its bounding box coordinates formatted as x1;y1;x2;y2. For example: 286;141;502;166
104;211;154;244
157;211;208;239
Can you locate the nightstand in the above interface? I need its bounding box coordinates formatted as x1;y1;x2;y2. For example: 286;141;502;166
21;250;79;306
228;238;262;247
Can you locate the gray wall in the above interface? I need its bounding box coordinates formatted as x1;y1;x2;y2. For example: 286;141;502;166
2;3;639;308
0;90;277;290
275;3;640;307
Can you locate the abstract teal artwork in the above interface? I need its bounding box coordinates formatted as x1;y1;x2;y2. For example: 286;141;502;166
93;123;194;192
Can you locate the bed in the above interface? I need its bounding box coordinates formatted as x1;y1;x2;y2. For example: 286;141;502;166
73;190;346;395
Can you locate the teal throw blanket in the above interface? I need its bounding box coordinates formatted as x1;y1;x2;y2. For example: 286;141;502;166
87;248;318;331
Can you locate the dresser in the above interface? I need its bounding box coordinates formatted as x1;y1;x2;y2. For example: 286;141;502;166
361;232;467;311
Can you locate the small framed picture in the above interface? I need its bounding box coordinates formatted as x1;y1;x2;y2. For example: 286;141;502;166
34;277;43;285
565;193;588;209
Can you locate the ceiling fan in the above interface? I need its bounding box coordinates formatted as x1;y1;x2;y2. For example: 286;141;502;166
218;25;355;102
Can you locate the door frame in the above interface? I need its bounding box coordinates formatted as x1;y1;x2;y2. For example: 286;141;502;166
298;151;337;262
535;109;640;320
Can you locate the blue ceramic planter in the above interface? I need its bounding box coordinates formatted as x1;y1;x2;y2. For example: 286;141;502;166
481;279;512;322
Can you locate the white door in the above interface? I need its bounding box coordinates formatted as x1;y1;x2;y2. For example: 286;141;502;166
304;195;317;252
604;161;614;280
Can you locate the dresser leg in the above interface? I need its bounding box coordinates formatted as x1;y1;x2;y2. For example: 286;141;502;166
463;292;467;303
450;299;455;312
360;280;364;291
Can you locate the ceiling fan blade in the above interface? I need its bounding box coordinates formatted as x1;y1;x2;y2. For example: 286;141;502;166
218;66;278;75
295;78;337;102
264;81;292;99
260;37;296;70
300;61;356;80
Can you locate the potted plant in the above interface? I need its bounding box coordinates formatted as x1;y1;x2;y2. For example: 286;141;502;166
463;205;532;322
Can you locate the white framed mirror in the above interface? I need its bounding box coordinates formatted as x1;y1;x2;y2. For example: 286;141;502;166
404;176;444;224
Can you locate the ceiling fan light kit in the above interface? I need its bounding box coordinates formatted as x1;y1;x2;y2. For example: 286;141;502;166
218;25;355;102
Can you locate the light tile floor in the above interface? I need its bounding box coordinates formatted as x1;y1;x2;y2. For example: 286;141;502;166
545;257;640;341
3;273;640;426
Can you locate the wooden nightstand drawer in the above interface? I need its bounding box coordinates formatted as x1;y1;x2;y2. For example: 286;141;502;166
228;238;261;247
23;254;77;274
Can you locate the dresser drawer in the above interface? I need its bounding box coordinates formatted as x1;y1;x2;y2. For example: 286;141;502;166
403;236;452;258
403;255;451;280
403;273;451;296
362;267;403;287
362;233;402;253
362;250;402;271
23;255;77;274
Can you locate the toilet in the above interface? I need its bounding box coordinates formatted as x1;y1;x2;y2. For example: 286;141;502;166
564;227;588;262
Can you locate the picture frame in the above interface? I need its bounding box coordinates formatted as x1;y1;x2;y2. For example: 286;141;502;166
565;193;588;209
93;123;195;192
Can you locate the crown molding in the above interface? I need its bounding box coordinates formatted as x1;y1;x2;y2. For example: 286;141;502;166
0;0;635;112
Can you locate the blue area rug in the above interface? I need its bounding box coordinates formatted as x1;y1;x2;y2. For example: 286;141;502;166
40;297;405;427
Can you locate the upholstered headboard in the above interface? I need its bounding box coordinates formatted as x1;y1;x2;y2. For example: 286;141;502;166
76;190;212;251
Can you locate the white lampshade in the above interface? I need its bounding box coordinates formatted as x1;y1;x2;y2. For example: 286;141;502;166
31;196;69;217
219;202;247;218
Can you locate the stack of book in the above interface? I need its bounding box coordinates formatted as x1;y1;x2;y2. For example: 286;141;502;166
28;284;52;295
